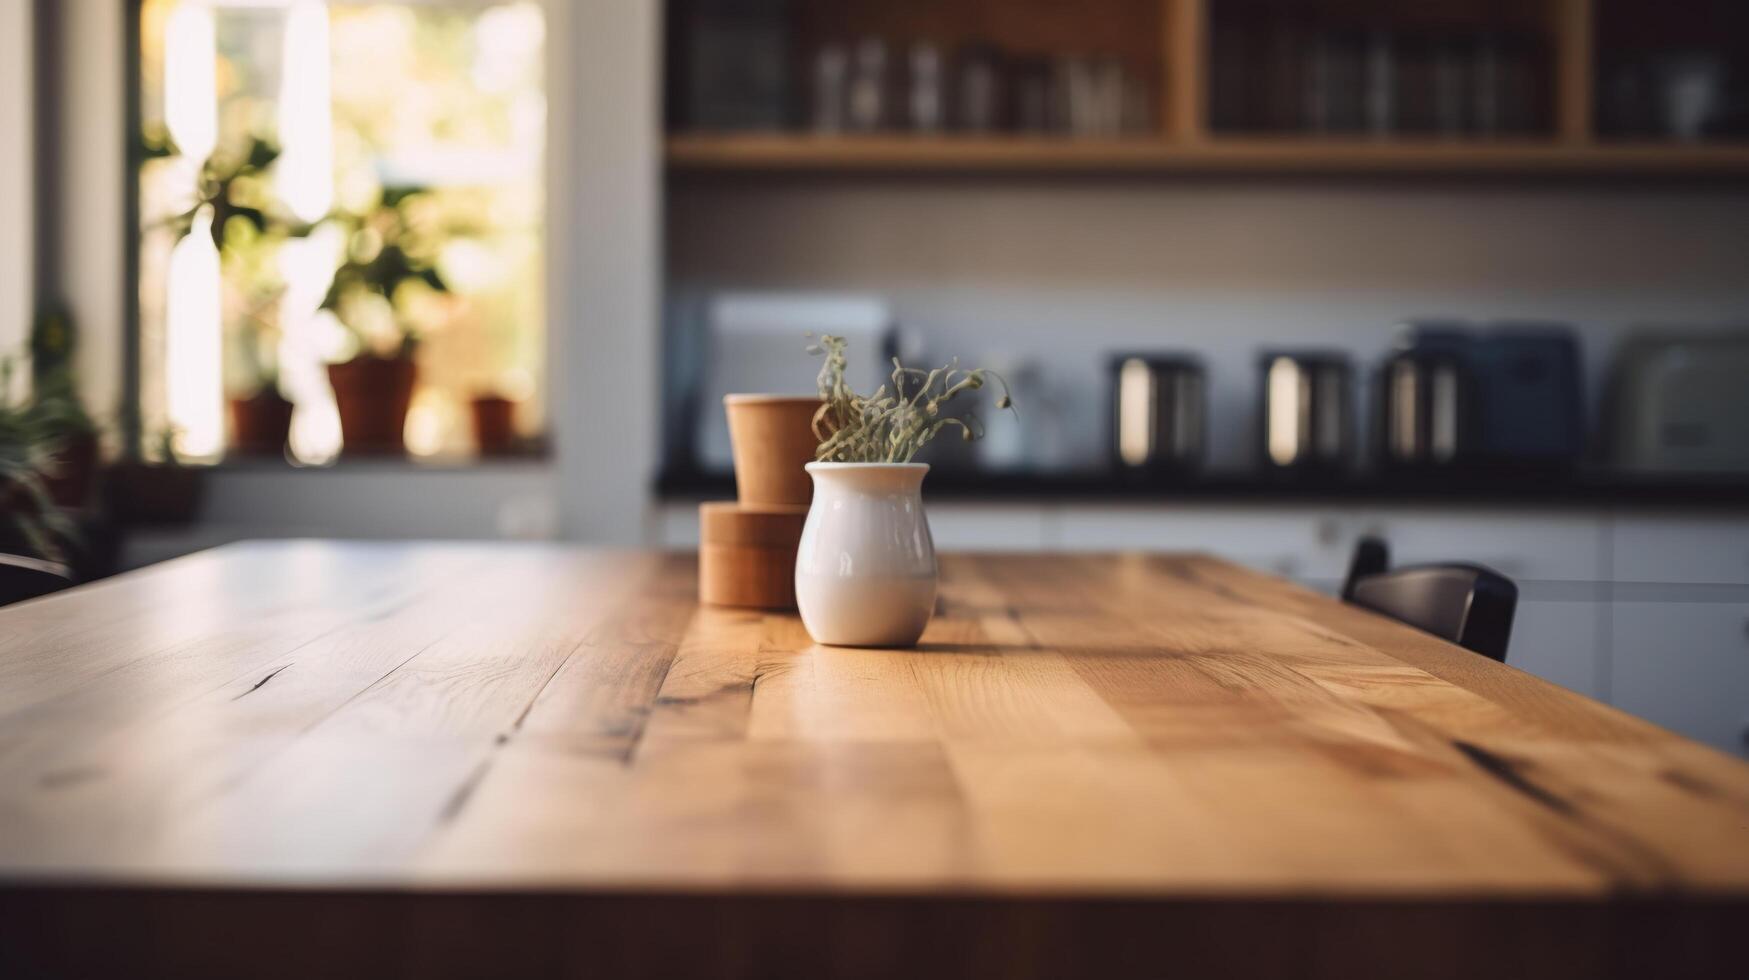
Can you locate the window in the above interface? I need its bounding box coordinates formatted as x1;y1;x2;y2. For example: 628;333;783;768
137;0;546;463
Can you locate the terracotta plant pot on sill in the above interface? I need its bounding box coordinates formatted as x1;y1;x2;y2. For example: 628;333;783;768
470;394;517;457
41;430;100;511
328;354;416;455
228;389;295;458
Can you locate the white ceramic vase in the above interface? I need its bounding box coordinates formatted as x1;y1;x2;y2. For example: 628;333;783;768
794;462;937;648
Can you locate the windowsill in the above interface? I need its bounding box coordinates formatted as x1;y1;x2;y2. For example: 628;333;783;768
113;459;563;567
167;453;553;474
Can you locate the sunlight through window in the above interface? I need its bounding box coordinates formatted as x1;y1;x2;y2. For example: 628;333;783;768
138;0;546;464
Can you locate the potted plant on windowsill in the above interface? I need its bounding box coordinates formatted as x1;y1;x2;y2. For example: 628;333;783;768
466;309;533;457
794;335;1015;648
319;187;451;456
224;298;294;459
221;218;295;458
0;355;75;564
26;309;100;511
469;391;519;456
228;380;295;459
153;131;306;460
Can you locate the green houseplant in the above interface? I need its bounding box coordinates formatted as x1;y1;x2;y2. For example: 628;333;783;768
155;132;301;457
0;355;75;562
220;220;296;457
319;186;452;455
26;309;100;510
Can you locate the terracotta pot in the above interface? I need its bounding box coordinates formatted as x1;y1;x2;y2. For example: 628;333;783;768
41;430;99;510
697;501;808;610
228;390;295;457
724;395;821;507
327;354;416;455
470;395;517;457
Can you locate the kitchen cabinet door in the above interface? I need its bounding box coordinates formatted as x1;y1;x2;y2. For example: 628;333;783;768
1611;517;1749;585
926;505;1051;551
1056;506;1351;583
1610;598;1749;756
653;503;703;548
1507;589;1608;699
1347;509;1606;583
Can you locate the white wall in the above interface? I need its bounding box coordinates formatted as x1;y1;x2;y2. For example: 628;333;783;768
0;0;31;354
50;0;127;432
553;0;663;544
668;179;1749;470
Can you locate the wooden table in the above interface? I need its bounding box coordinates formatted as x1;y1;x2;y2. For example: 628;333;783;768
1;543;1745;978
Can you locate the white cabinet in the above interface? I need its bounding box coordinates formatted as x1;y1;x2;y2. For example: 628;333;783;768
652;503;703;548
1507;590;1607;700
1056;506;1351;582
1610;594;1749;755
1351;510;1605;583
1050;506;1608;587
926;505;1051;551
1612;517;1749;585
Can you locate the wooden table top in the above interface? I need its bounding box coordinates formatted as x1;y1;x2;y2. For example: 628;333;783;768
2;542;1746;978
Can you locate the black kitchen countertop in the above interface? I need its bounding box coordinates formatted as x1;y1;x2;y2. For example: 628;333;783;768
656;466;1749;509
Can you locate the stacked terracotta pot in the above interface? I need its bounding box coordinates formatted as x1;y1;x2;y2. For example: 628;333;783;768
699;396;821;609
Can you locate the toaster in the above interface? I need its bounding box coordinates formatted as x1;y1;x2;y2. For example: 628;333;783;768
1375;324;1477;470
1109;353;1206;475
1468;323;1585;470
1608;331;1749;474
1258;349;1352;473
1375;321;1584;472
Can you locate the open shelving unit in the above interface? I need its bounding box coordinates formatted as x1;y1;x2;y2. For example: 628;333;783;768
666;0;1749;176
666;134;1749;175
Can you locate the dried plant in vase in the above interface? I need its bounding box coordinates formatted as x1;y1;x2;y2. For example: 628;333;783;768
796;335;1017;649
808;334;1015;463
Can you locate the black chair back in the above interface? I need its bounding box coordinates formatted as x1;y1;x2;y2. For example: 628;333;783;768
0;554;76;608
1340;536;1390;599
1341;537;1517;662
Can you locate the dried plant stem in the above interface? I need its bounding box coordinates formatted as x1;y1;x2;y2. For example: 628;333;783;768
807;335;1015;464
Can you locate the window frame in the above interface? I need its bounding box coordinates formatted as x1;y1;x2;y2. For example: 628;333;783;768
125;0;556;467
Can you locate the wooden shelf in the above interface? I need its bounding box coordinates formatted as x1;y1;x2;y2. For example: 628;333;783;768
666;1;1749;178
667;134;1749;176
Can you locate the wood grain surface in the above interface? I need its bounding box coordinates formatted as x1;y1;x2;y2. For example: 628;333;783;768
0;542;1744;979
